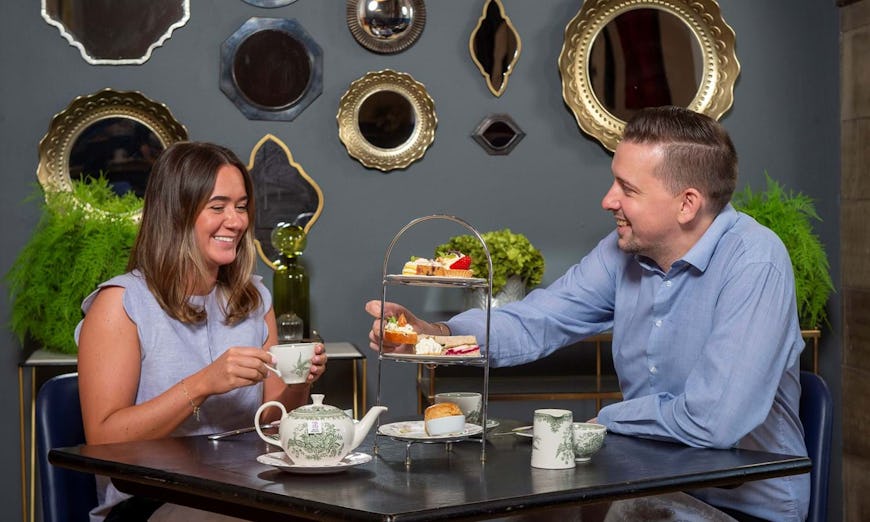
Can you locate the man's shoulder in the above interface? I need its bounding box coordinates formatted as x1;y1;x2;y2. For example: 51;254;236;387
724;212;791;264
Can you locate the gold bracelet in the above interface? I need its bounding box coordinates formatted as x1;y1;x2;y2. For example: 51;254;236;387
435;322;449;336
180;378;201;421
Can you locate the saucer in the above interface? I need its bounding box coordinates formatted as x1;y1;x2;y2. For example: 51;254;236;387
378;420;483;441
512;425;533;438
256;451;372;474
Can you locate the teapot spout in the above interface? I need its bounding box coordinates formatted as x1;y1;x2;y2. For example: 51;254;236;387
350;405;388;450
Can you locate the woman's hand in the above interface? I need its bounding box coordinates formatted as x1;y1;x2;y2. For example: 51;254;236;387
306;343;327;383
201;346;274;395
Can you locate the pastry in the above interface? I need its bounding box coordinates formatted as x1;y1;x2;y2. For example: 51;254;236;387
383;313;417;345
424;402;462;422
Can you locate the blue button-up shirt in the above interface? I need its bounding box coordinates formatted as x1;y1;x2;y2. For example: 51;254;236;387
447;205;809;521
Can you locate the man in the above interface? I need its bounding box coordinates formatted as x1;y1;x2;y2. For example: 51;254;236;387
367;106;808;521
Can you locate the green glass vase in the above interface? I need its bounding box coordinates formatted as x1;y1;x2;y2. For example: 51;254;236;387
272;224;311;340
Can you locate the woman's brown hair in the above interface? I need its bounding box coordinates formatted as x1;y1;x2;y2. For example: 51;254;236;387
128;141;260;324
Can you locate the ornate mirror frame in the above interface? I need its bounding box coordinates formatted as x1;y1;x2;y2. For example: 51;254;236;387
469;0;522;97
41;0;190;65
558;0;739;152
346;0;426;54
37;89;188;221
220;17;323;121
242;0;298;6
337;69;437;172
247;134;324;269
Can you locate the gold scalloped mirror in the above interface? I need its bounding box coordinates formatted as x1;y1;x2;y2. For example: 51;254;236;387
247;134;324;269
559;0;739;152
337;69;437;172
37;89;188;221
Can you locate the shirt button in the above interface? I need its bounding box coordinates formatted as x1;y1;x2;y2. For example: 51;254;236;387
655;320;662;327
650;366;658;374
664;280;672;287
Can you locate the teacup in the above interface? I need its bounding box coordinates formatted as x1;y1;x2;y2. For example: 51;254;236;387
571;422;606;462
434;392;482;425
269;343;316;384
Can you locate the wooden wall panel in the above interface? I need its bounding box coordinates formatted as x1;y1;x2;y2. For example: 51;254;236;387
843;288;870;370
843;453;870;521
841;120;870;198
841;201;870;287
841;22;870;119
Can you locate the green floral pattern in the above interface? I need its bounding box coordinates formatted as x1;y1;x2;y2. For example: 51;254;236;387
285;422;344;461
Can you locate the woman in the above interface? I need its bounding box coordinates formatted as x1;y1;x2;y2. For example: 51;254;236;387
76;141;326;521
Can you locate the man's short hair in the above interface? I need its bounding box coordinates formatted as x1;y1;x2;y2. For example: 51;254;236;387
622;106;737;214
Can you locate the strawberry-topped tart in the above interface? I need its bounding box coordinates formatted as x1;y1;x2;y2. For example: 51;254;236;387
401;251;473;278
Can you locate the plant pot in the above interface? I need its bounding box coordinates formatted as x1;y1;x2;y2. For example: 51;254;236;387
465;275;526;309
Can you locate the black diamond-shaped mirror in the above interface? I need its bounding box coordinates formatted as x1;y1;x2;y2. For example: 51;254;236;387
471;114;524;155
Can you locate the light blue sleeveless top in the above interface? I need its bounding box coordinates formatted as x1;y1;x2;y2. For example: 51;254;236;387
74;270;272;520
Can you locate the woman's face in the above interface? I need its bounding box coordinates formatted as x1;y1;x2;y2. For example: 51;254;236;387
194;164;249;278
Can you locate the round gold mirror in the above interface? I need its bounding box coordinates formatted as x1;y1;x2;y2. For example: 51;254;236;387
337;69;437;172
559;0;739;152
37;89;188;220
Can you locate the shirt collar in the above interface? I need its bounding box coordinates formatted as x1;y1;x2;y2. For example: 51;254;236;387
676;203;739;273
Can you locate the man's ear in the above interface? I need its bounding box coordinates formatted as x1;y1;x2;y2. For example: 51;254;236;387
677;188;704;224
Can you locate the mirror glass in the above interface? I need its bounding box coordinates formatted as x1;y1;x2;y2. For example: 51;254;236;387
471;114;525;155
358;91;416;149
469;0;521;97
589;9;701;122
346;0;426;54
69;117;164;199
233;29;311;110
559;0;739;152
337;70;437;172
37;89;188;220
221;18;323;121
248;135;323;268
41;0;190;65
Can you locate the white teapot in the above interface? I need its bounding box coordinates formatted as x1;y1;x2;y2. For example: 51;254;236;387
255;394;387;466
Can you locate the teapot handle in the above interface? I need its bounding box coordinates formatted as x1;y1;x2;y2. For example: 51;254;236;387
255;400;286;447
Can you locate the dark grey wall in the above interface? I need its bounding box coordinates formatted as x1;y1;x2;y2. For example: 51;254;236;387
0;1;841;520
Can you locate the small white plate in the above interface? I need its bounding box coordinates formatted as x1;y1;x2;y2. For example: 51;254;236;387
513;425;533;438
387;274;486;285
256;451;372;474
378;420;483;441
484;419;500;431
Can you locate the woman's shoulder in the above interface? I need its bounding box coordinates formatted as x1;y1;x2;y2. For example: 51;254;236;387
81;271;151;313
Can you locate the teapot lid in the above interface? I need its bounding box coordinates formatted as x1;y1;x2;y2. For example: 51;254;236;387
289;394;344;417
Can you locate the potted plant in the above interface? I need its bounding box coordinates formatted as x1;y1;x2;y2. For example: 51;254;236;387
6;178;141;354
436;228;544;308
732;173;835;331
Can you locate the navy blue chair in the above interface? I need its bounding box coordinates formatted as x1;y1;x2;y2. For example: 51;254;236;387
799;371;833;522
36;373;97;522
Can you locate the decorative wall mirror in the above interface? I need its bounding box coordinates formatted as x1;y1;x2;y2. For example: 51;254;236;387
346;0;426;54
469;0;521;97
41;0;190;65
37;89;188;220
558;0;739;152
472;114;525;155
220;18;323;121
337;69;437;172
247;134;324;268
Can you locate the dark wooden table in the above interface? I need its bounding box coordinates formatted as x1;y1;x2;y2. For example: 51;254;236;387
49;420;810;521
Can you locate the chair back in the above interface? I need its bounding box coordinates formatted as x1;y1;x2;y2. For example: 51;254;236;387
800;371;833;522
36;373;97;522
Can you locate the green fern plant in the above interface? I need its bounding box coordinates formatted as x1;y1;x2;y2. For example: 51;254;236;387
6;178;141;353
732;173;834;330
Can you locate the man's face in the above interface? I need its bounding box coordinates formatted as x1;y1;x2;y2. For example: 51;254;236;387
601;141;684;267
